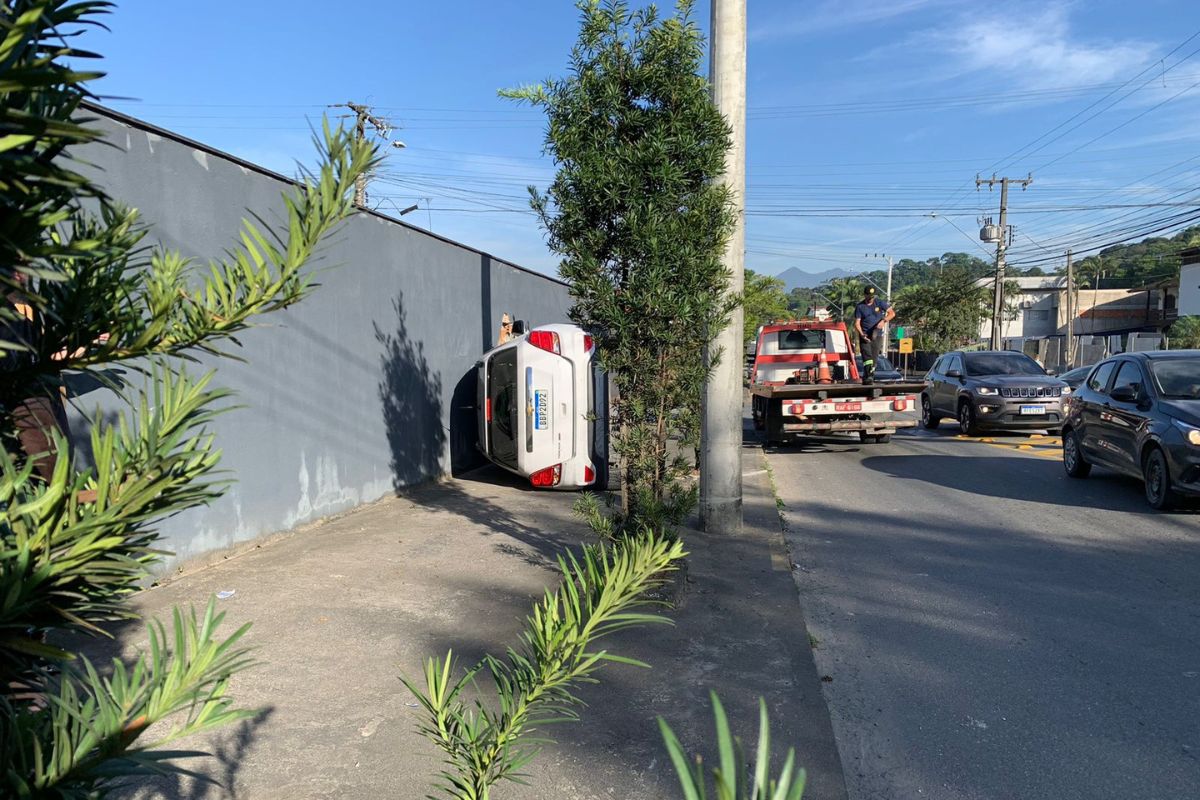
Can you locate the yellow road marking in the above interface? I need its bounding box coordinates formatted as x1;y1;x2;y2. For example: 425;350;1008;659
945;432;1062;460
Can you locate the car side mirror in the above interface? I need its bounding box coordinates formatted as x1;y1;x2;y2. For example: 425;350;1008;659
1110;385;1138;403
512;319;528;336
945;369;962;379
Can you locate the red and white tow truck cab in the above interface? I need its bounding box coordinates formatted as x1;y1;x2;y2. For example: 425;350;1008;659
749;319;924;444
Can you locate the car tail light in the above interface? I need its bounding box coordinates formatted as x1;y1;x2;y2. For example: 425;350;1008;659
584;464;596;485
530;464;562;487
485;397;492;421
528;330;561;354
583;334;594;352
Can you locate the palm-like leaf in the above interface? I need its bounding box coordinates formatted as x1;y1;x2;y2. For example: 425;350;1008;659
403;532;686;800
659;693;807;800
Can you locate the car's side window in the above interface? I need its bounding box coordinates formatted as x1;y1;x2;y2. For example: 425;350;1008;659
1111;361;1145;398
946;355;962;374
1087;361;1117;394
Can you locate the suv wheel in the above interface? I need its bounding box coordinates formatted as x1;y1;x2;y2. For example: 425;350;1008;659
921;395;940;429
1062;428;1091;478
1143;447;1177;510
957;399;978;436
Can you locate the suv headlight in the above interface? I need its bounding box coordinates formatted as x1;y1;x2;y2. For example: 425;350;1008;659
1061;386;1072;394
1174;419;1200;446
976;386;999;395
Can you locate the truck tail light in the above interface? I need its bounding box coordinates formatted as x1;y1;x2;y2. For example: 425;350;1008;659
584;464;596;485
530;464;562;487
893;399;908;412
529;330;561;354
583;334;594;352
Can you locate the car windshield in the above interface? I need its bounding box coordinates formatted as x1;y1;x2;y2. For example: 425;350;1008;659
486;348;519;469
963;353;1045;376
1147;358;1200;399
877;355;894;371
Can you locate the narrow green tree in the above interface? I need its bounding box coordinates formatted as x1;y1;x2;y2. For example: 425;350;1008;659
0;2;375;795
743;270;791;347
503;0;736;532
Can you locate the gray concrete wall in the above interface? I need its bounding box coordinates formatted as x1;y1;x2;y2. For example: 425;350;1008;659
70;107;571;570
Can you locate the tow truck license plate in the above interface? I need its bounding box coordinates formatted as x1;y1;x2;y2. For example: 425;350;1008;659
534;390;549;429
1019;404;1045;415
834;402;862;411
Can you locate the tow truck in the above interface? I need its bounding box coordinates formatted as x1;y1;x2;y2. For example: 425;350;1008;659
749;319;925;444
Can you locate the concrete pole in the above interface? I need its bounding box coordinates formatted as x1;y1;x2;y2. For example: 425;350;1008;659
1065;249;1074;367
990;178;1009;350
701;0;746;535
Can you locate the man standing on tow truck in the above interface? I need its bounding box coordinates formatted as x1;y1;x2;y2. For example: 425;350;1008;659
853;286;894;384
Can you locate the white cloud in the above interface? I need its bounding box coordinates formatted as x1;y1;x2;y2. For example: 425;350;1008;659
938;3;1150;89
749;0;956;43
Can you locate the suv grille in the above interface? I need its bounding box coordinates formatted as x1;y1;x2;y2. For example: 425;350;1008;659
999;387;1061;398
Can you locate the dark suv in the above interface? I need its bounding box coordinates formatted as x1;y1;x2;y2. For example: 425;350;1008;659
1062;351;1200;509
922;350;1069;434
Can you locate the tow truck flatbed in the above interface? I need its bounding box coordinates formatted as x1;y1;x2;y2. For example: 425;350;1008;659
750;381;926;400
748;318;922;444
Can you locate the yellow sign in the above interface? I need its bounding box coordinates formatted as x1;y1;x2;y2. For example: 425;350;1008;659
899;337;914;354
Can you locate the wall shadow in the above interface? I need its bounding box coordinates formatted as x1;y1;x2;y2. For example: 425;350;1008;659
376;293;446;490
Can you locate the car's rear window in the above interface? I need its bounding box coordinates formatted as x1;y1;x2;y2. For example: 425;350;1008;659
778;330;826;350
487;348;519;469
1148;358;1200;399
963;353;1044;376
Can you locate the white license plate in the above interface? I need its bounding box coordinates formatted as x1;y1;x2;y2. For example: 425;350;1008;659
1019;404;1046;415
534;390;549;429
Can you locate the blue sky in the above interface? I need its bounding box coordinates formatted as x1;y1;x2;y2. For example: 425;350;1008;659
91;0;1200;281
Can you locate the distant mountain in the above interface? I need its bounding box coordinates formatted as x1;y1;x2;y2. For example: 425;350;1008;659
774;266;853;291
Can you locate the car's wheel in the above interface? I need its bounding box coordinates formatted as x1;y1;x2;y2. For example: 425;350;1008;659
1143;447;1178;510
1062;428;1091;478
921;395;940;429
957;400;978;435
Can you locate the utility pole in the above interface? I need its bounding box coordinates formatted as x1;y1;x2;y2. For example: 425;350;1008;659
976;173;1032;349
701;0;746;535
1065;249;1074;367
865;252;894;356
330;101;403;207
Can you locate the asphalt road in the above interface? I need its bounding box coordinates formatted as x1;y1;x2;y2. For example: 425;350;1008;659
766;424;1200;800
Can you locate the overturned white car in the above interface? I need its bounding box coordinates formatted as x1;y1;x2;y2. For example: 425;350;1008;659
476;323;606;489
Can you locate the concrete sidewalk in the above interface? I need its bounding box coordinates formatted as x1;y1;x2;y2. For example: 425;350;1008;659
110;449;846;800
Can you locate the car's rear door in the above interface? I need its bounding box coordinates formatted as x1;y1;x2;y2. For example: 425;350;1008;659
1078;360;1118;465
938;354;963;415
1104;359;1153;476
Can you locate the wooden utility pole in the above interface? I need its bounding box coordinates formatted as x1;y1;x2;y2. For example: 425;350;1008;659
701;0;746;535
330;101;397;207
1065;249;1074;367
977;173;1033;349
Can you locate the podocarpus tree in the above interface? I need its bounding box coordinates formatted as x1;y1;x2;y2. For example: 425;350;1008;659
504;0;736;532
0;2;374;795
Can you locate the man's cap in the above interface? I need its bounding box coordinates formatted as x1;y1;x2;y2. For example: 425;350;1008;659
863;286;875;296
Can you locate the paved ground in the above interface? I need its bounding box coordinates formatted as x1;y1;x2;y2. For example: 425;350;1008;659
767;424;1200;800
100;451;846;800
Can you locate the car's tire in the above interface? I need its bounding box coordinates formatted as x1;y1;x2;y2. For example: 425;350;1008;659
874;433;892;444
1143;447;1178;510
957;399;978;436
921;395;940;429
1062;428;1091;478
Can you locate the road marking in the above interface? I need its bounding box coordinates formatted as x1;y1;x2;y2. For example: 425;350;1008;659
938;431;1063;460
